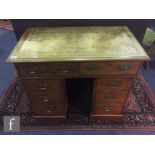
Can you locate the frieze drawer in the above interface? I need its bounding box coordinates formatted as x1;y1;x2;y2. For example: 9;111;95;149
80;61;140;75
15;62;79;77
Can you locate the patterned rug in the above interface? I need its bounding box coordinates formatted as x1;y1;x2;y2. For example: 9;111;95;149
0;19;13;31
0;72;155;131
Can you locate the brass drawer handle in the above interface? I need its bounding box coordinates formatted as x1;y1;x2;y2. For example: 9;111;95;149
119;64;130;71
41;96;49;102
107;81;118;88
28;67;38;74
103;105;112;112
105;94;115;100
99;104;112;112
58;66;70;73
45;109;52;113
61;69;70;73
86;65;99;72
37;83;47;90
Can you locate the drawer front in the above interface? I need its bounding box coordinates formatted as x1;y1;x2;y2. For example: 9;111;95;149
80;61;140;75
95;91;128;103
96;77;133;91
31;104;66;116
22;79;64;93
91;103;123;115
28;94;65;106
102;61;140;75
16;62;79;77
80;62;104;75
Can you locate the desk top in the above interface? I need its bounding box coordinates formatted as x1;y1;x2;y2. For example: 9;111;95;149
7;26;149;63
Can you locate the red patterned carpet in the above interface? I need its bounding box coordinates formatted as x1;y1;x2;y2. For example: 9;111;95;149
0;72;155;131
0;19;13;31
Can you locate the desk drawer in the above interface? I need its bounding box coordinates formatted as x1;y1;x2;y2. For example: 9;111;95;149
96;77;133;92
15;62;79;77
95;91;128;103
92;103;123;115
28;94;65;106
103;61;140;75
31;104;66;116
80;61;140;75
22;79;65;93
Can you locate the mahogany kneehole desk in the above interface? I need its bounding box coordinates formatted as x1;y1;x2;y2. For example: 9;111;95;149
7;26;149;120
